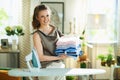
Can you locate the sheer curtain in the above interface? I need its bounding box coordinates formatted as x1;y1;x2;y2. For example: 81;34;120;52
115;0;120;63
0;0;22;68
0;0;22;41
114;0;120;78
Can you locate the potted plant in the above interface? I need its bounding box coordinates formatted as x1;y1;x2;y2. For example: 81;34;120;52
80;29;86;51
97;54;106;66
106;46;115;67
5;25;24;36
66;76;75;80
78;29;88;66
5;25;24;50
106;53;115;67
80;61;87;68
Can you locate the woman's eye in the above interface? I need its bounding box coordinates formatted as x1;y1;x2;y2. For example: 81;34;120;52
40;16;44;18
46;15;49;17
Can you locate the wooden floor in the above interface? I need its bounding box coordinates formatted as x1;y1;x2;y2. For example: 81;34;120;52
0;70;22;80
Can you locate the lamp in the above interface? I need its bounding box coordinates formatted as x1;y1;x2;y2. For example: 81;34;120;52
87;14;106;29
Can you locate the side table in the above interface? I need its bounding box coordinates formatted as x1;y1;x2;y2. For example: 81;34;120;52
110;64;120;80
0;48;20;68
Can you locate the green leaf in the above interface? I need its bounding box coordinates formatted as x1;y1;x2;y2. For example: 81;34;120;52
97;54;106;61
80;36;84;40
82;29;85;35
0;8;8;26
107;53;113;61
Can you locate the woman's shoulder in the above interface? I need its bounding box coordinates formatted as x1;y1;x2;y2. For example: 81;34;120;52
31;29;40;35
31;30;40;37
32;31;42;41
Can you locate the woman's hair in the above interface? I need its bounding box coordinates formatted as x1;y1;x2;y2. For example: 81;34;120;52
32;4;51;29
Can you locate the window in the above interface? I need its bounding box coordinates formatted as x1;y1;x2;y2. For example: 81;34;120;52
86;0;117;43
0;0;22;44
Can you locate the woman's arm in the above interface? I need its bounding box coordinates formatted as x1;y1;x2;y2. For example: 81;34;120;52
33;32;67;62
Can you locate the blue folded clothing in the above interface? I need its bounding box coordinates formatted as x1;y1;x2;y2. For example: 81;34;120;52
55;47;80;52
67;51;83;59
55;49;83;59
55;43;83;59
56;53;65;56
55;49;65;53
67;50;83;56
56;44;81;50
65;48;77;53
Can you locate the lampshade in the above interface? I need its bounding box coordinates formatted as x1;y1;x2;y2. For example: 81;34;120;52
87;14;106;29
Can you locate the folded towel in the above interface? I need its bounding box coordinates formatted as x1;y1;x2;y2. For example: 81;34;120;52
55;47;81;54
55;35;82;59
67;50;83;56
56;44;81;50
65;48;77;53
55;49;83;59
56;36;80;46
55;49;65;53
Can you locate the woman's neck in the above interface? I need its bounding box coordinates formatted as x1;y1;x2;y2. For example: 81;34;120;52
39;25;53;34
40;25;50;30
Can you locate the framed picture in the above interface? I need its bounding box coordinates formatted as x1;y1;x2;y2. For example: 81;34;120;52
41;2;64;33
1;39;9;49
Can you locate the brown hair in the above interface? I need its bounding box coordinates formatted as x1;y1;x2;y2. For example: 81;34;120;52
32;5;51;29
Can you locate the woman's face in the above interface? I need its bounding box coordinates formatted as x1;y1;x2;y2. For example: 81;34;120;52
37;10;51;26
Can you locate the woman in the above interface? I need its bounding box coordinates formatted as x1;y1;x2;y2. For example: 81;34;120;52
32;4;67;80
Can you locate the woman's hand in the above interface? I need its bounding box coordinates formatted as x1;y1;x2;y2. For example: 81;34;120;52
59;54;68;60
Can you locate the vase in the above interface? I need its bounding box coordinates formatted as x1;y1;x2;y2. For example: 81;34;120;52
11;35;18;50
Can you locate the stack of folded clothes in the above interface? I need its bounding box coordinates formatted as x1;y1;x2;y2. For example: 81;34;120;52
55;36;83;59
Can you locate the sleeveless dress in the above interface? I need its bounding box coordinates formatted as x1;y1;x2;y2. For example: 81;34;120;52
34;26;63;68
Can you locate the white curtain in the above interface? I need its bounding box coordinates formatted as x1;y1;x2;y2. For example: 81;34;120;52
116;0;120;57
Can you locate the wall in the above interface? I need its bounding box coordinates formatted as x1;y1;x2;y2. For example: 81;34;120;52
40;0;87;34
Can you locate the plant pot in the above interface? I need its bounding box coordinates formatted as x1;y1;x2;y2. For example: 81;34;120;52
106;60;112;67
80;62;86;68
66;76;75;80
101;61;106;66
117;56;120;65
79;52;87;62
111;60;115;65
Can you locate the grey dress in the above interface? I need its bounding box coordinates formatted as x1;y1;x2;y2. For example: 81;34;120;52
34;26;63;68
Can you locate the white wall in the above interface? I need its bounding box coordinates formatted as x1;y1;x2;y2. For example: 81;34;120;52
40;0;87;35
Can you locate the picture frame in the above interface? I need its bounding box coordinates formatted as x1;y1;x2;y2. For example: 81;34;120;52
41;2;64;33
1;39;9;49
